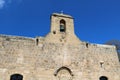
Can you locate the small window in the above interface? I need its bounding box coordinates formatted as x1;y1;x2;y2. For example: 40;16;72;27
100;76;108;80
36;38;39;45
60;19;66;32
10;74;23;80
86;43;89;48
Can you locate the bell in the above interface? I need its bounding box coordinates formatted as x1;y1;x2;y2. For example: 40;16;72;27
60;25;65;29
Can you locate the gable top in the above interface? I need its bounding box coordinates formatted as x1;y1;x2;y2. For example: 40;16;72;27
52;13;73;19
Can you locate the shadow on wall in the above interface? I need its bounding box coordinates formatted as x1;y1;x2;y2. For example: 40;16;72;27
105;40;120;62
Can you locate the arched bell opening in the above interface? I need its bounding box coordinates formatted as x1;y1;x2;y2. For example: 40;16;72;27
60;19;66;32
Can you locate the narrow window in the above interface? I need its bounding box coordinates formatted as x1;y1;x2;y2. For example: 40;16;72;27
10;74;23;80
36;38;39;45
60;19;66;32
86;43;89;48
100;76;108;80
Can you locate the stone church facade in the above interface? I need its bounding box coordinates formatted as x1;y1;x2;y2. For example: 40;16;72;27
0;13;119;80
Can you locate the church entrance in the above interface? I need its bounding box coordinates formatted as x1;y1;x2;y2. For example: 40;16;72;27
54;67;73;80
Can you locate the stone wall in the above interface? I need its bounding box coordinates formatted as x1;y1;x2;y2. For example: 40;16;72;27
0;34;119;80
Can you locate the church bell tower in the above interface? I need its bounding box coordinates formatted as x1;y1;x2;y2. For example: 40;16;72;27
50;13;74;34
45;13;80;44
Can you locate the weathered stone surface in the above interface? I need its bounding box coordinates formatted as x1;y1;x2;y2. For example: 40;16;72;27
0;13;119;80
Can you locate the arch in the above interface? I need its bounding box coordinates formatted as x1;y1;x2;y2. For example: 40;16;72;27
54;66;73;76
100;76;108;80
60;19;66;32
10;74;23;80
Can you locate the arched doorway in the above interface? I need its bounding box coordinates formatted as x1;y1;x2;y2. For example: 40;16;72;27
54;66;73;80
10;74;23;80
100;76;108;80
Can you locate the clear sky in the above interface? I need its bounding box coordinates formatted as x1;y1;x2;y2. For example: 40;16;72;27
0;0;120;44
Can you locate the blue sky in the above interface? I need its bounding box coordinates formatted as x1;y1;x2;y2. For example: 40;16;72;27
0;0;120;44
